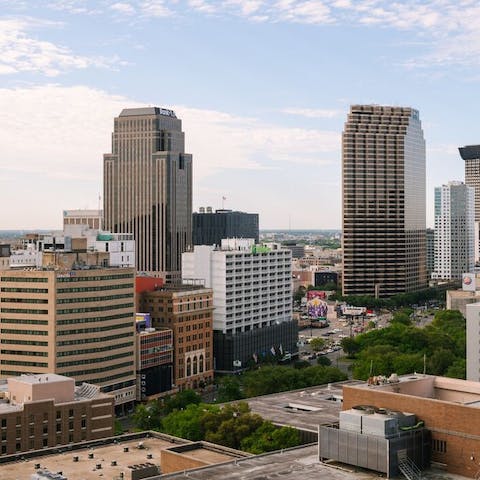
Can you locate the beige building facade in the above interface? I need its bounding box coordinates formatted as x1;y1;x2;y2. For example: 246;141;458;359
0;267;136;411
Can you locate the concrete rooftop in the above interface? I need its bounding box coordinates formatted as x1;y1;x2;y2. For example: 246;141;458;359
245;380;364;432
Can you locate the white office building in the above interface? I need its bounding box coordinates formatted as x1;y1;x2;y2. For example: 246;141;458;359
432;181;475;280
182;239;297;371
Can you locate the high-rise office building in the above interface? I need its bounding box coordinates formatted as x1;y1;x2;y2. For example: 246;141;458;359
426;228;435;277
459;145;480;264
0;266;136;414
104;107;192;280
342;105;427;297
193;208;259;246
432;181;475;280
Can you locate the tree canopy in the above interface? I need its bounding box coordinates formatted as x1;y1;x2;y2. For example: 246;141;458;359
344;310;465;380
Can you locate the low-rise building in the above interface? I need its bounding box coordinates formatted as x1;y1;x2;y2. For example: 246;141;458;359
135;315;174;400
0;373;114;456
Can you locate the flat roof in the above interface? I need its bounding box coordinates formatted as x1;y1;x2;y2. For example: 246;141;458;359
10;374;69;385
0;433;244;480
244;381;364;432
158;445;381;480
119;107;176;118
349;374;480;406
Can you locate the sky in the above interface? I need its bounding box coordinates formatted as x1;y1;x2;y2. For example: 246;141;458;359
0;0;479;230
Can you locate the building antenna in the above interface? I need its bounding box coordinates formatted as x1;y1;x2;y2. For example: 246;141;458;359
222;196;226;210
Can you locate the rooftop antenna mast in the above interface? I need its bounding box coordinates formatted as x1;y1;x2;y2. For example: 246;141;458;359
222;196;226;210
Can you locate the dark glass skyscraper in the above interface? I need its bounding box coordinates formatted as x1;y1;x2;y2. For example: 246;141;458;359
193;209;259;246
342;105;427;297
104;107;192;279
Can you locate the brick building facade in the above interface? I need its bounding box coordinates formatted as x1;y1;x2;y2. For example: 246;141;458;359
343;375;480;478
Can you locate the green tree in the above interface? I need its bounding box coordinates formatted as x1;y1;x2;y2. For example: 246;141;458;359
427;348;456;376
132;401;163;430
216;376;243;402
390;309;412;326
240;422;301;454
162;389;201;415
204;406;263;450
293;286;306;304
445;358;466;379
310;337;326;352
341;337;360;358
316;355;332;366
161;403;210;441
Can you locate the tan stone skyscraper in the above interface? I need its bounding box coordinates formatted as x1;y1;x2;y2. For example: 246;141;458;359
342;105;427;297
104;107;192;280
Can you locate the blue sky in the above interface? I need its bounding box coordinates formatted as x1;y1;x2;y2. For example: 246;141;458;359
0;0;478;229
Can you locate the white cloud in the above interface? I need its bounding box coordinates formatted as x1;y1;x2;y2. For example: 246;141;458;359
0;18;117;76
140;0;174;17
110;2;136;14
281;107;341;118
0;84;340;228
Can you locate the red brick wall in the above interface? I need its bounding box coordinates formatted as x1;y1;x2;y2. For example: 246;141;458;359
343;385;480;478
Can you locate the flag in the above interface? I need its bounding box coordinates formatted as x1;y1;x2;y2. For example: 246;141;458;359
270;346;276;356
279;344;284;355
252;353;258;363
222;196;226;201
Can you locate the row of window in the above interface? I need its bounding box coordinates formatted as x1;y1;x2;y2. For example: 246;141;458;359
57;322;132;336
57;273;133;282
57;341;133;357
57;312;132;325
1;360;48;367
1;329;47;336
1;318;48;325
57;331;133;346
57;350;132;367
56;293;133;304
1;287;48;293
1;350;47;357
63;361;134;379
0;277;48;283
57;283;133;293
1;298;48;304
57;302;134;315
1;308;48;315
1;339;48;346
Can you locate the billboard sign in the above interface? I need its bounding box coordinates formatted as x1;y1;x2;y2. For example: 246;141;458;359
341;305;366;316
307;291;328;318
463;273;476;292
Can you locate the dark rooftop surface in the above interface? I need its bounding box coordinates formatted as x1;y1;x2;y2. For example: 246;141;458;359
119;107;176;118
459;145;480;160
245;381;364;432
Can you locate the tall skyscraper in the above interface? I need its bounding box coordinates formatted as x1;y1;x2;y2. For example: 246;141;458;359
104;107;192;280
432;181;475;280
342;105;427;297
459;145;480;264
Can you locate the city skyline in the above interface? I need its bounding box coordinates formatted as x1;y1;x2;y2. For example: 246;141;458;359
1;1;480;229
